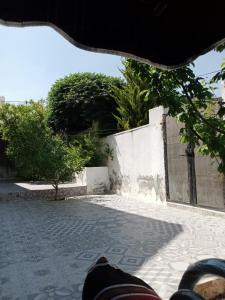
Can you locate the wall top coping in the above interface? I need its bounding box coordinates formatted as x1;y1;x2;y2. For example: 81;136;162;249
105;124;150;138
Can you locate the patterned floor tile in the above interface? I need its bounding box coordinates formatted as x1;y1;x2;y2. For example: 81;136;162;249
0;195;225;299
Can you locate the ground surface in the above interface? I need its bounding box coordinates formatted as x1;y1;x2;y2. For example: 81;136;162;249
0;195;225;300
0;182;80;193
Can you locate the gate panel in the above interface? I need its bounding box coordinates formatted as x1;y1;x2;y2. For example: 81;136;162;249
166;116;225;210
166;117;190;204
195;155;225;210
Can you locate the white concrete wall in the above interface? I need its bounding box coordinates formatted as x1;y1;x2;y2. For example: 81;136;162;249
76;167;110;195
104;106;167;203
0;96;5;104
222;81;225;101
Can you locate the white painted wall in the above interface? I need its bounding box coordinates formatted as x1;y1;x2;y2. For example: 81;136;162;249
0;96;5;104
76;167;110;195
104;106;167;203
222;81;225;101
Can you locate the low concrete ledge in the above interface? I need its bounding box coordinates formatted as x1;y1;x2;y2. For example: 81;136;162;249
76;167;110;195
0;182;87;201
168;201;225;219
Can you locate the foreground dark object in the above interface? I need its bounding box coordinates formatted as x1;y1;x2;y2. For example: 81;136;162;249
82;257;162;300
83;258;225;300
179;259;225;291
0;1;225;69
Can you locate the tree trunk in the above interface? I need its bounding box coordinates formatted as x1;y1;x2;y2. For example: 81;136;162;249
54;184;58;201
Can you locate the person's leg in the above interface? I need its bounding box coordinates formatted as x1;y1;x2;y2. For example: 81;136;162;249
82;256;161;300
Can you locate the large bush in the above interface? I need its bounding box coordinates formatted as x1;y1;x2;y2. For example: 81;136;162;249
47;73;124;135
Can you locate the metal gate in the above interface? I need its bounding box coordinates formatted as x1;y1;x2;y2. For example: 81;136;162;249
166;116;225;210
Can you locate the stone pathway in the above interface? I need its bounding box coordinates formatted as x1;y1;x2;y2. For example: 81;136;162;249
0;195;225;300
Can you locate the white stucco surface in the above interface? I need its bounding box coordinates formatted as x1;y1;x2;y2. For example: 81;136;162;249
76;167;110;194
104;107;167;203
221;81;225;101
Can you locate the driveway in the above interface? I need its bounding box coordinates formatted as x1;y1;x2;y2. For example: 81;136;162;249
0;195;225;300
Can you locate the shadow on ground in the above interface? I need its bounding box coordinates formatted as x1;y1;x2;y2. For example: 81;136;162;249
0;196;183;299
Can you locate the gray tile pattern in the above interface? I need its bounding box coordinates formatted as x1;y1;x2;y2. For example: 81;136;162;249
0;195;225;299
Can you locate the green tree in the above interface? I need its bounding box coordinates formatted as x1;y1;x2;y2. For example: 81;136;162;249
119;59;225;174
47;73;124;135
0;101;86;200
39;135;86;200
112;62;151;130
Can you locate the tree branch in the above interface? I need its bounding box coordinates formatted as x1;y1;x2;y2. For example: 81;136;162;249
175;78;225;134
189;127;220;166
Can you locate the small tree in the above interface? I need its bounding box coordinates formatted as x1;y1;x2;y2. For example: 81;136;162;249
0;101;86;200
39;135;86;200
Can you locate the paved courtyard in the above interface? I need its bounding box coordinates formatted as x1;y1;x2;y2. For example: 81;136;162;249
0;195;225;300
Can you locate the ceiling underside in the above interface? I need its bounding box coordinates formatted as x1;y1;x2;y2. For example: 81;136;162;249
0;0;225;69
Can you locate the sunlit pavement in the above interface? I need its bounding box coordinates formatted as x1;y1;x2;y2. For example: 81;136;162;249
0;195;224;299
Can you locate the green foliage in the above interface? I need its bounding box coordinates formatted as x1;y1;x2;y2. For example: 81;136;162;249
123;59;213;114
0;101;86;199
112;62;151;130
39;135;85;184
211;45;225;121
0;101;48;178
211;58;225;82
70;127;113;167
47;72;124;135
120;59;225;174
215;42;225;53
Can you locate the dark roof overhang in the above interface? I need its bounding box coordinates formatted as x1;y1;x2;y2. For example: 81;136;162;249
0;1;225;69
